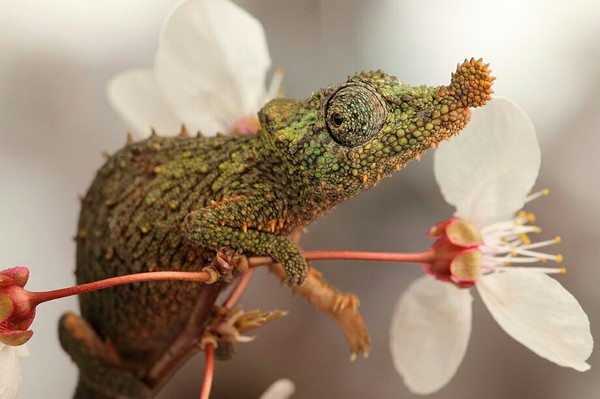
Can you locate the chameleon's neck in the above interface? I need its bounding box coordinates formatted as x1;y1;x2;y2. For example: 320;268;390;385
250;129;354;227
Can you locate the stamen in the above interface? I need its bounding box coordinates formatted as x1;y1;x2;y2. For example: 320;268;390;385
266;68;285;101
525;188;550;203
518;237;561;251
500;266;566;274
484;225;541;240
518;233;531;245
484;255;546;264
480;220;517;234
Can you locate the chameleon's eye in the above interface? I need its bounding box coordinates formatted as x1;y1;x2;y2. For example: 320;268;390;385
325;85;386;147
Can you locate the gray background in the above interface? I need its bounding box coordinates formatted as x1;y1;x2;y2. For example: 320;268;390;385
1;0;599;398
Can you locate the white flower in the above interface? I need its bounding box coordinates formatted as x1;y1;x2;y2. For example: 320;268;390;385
108;0;280;137
258;378;295;399
0;343;28;399
389;98;593;394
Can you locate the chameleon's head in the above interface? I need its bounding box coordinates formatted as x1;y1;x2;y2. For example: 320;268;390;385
259;58;494;199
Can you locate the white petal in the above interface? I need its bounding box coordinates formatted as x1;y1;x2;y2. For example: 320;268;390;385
16;344;29;358
0;345;23;399
390;276;473;394
258;378;295;399
434;98;540;225
107;70;183;137
477;270;593;371
155;0;271;135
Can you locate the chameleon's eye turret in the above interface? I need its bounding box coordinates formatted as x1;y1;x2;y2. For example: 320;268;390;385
325;85;387;147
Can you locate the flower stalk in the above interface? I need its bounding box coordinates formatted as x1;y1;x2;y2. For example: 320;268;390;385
199;343;215;399
29;270;212;305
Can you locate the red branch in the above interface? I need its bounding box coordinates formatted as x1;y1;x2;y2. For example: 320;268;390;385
199;343;215;399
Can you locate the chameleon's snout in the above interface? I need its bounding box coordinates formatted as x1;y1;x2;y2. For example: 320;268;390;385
444;58;495;108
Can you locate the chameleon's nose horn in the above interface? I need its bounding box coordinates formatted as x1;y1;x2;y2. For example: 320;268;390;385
447;58;495;108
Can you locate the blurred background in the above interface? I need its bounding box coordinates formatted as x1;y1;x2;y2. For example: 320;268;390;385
1;0;599;397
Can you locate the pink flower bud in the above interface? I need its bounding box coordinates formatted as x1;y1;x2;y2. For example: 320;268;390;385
0;267;35;346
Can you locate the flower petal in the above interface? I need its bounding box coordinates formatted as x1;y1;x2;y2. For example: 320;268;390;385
0;344;23;399
107;69;183;138
0;330;33;346
258;378;295;399
390;276;473;394
434;98;540;225
155;0;271;135
477;270;593;371
0;267;29;287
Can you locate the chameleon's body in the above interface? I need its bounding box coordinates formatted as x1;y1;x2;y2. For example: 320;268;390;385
60;59;493;398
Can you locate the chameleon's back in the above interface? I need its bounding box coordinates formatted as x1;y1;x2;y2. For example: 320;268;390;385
75;133;252;365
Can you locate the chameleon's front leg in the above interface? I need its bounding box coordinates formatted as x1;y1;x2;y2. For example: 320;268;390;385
182;196;308;285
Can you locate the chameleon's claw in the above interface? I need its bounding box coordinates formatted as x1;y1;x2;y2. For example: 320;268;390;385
214;247;249;274
332;293;360;312
285;268;308;287
201;248;250;284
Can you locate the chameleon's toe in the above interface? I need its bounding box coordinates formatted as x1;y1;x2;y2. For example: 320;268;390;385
214;248;249;273
284;263;308;287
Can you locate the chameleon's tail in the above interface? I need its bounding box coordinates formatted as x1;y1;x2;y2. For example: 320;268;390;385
59;312;153;399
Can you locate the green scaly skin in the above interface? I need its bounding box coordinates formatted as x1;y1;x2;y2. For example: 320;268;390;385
59;59;493;398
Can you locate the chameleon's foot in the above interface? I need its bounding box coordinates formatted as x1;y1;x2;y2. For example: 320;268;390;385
283;265;308;287
213;247;249;274
201;248;249;284
275;243;309;286
59;312;152;398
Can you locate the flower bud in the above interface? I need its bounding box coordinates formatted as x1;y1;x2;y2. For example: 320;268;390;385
0;267;35;346
424;218;483;287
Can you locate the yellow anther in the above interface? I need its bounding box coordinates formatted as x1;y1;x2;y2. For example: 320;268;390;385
540;257;547;263
517;210;527;219
559;267;566;274
527;212;536;223
504;261;512;266
555;254;564;263
542;188;550;196
554;236;561;244
533;226;542;233
518;233;531;245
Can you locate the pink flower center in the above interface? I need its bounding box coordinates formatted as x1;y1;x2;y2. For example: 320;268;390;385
424;218;484;288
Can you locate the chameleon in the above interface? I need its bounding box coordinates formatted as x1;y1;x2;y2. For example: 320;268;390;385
59;58;493;398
